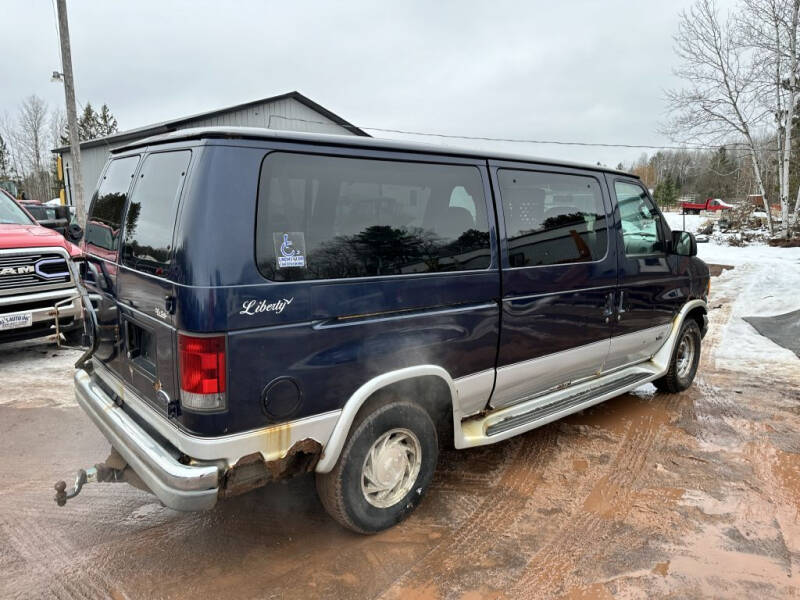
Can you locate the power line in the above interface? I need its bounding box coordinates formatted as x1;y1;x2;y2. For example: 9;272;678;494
268;114;780;152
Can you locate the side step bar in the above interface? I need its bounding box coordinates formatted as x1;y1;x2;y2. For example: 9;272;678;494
456;363;663;449
485;373;650;436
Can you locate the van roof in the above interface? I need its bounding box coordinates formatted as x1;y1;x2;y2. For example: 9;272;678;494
112;126;636;177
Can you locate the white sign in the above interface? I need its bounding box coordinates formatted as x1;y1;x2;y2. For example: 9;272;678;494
274;232;306;268
0;312;32;331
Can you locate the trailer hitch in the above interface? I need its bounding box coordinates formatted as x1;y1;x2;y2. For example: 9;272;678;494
54;463;124;506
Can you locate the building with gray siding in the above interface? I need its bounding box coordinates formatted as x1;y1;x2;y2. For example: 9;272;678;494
51;91;367;208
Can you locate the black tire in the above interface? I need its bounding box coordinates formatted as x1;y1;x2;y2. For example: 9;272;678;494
316;400;438;534
62;326;85;347
654;319;701;393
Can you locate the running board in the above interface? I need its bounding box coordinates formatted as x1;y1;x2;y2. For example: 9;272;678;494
456;363;663;449
485;373;650;436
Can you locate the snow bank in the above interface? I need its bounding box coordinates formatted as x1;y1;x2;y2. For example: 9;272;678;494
703;244;800;376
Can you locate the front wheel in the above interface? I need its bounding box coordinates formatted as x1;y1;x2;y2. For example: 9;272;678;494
654;319;701;393
316;400;438;534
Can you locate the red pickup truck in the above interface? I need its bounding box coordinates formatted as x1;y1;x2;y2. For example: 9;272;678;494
680;198;733;214
0;189;84;344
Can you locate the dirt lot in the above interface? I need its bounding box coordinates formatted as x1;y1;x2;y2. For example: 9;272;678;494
1;252;799;599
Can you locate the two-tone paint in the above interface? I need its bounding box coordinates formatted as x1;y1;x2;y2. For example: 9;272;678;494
75;128;709;510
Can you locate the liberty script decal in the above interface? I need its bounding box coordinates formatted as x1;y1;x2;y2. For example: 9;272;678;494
239;297;294;316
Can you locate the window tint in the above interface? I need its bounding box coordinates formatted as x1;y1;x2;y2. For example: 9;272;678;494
122;151;190;275
256;153;491;280
85;156;139;253
498;170;608;267
615;181;663;256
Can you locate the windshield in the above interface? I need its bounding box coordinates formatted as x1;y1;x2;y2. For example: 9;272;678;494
0;191;34;225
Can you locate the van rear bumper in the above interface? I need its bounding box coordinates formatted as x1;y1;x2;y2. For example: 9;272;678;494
74;368;220;511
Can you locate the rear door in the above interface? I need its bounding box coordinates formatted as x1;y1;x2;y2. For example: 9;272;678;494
116;150;192;416
490;163;617;408
83;155;141;383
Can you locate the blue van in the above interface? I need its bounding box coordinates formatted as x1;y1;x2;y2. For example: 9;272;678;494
58;127;709;533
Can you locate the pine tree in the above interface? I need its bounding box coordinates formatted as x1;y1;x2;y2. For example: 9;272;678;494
97;104;118;136
654;176;679;209
59;102;119;143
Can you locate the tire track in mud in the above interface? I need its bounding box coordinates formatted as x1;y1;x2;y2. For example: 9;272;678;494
508;392;681;599
0;510;116;599
510;294;737;597
377;428;559;599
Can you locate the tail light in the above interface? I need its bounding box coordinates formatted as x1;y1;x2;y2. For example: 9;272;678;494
178;333;227;411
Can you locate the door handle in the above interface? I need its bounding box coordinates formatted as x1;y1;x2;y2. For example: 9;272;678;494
602;292;615;323
617;291;626;320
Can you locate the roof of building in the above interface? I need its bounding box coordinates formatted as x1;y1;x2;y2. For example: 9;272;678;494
112;125;635;177
52;91;369;153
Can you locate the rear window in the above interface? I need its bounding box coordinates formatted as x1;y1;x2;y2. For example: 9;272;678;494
122;151;191;275
86;156;140;253
256;152;491;281
498;169;609;267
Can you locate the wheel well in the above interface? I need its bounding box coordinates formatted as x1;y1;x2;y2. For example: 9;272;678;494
350;375;453;444
686;306;707;332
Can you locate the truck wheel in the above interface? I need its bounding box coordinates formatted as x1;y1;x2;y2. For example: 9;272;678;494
654;320;701;393
316;400;438;534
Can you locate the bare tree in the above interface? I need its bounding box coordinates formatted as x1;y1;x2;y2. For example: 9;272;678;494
665;0;776;233
740;0;800;235
16;96;48;174
13;95;53;200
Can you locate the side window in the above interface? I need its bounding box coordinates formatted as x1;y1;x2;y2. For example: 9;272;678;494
86;156;139;255
615;181;664;256
122;151;191;275
255;152;491;280
498;169;608;267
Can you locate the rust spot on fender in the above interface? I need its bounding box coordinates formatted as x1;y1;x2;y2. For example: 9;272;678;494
220;438;322;498
263;422;293;460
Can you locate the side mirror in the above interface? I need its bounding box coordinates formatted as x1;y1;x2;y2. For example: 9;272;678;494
671;230;697;256
67;223;84;243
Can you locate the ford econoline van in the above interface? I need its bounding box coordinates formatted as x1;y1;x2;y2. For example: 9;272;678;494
58;127;709;533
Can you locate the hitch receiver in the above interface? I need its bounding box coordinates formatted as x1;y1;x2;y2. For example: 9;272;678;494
54;463;123;506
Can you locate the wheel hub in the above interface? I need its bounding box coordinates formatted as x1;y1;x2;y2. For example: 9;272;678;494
676;331;696;379
361;428;421;508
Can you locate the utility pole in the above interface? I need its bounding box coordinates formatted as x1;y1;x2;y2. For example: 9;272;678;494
56;0;85;227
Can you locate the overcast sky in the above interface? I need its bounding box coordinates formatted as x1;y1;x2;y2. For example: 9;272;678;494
1;0;726;167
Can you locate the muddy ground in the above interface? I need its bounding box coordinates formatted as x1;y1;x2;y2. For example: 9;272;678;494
1;265;799;599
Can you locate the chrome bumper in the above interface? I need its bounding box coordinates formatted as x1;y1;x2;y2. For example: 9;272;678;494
0;288;82;324
74;368;219;511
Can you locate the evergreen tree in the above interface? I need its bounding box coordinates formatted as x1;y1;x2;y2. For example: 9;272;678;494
654;176;679;209
59;102;119;143
97;104;118;136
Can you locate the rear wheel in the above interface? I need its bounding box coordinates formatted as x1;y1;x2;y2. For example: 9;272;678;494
316;399;438;534
654;319;701;393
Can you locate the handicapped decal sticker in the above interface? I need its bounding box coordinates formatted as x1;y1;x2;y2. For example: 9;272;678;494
273;232;306;268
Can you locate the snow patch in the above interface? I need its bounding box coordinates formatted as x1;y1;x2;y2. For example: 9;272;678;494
703;244;800;376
